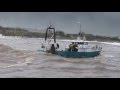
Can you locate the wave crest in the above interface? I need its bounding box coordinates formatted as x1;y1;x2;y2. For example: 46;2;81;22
0;44;35;68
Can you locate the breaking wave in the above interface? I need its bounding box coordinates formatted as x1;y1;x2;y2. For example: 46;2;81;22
100;42;120;46
0;44;35;69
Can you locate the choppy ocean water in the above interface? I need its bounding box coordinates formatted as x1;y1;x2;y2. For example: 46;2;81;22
0;36;120;78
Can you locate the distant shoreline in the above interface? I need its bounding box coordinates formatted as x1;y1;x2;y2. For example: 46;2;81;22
0;26;120;42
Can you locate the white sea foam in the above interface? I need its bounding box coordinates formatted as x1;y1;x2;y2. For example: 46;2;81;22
3;56;34;68
104;54;114;58
100;42;120;46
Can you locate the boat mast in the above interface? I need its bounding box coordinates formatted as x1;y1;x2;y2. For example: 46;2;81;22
78;21;82;40
78;21;86;41
79;22;81;37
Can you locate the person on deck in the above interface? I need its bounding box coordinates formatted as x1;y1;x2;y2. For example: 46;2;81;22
68;42;74;51
72;43;78;52
50;44;56;54
68;42;78;52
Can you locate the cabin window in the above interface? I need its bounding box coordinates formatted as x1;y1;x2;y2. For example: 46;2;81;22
71;42;88;45
85;42;88;45
78;42;84;44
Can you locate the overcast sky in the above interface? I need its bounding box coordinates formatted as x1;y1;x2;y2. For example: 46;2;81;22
0;12;120;37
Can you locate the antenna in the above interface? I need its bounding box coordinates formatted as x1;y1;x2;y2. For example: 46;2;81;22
78;21;82;36
49;20;55;28
49;20;52;28
35;25;36;31
50;21;51;26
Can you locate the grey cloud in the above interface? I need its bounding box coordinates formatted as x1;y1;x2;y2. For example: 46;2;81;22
0;12;120;37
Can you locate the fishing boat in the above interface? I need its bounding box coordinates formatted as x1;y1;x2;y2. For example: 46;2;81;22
40;24;102;58
55;40;102;58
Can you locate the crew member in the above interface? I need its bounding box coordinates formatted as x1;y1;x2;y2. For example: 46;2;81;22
50;44;56;54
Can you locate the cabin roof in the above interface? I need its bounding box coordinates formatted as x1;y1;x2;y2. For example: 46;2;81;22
71;40;88;43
